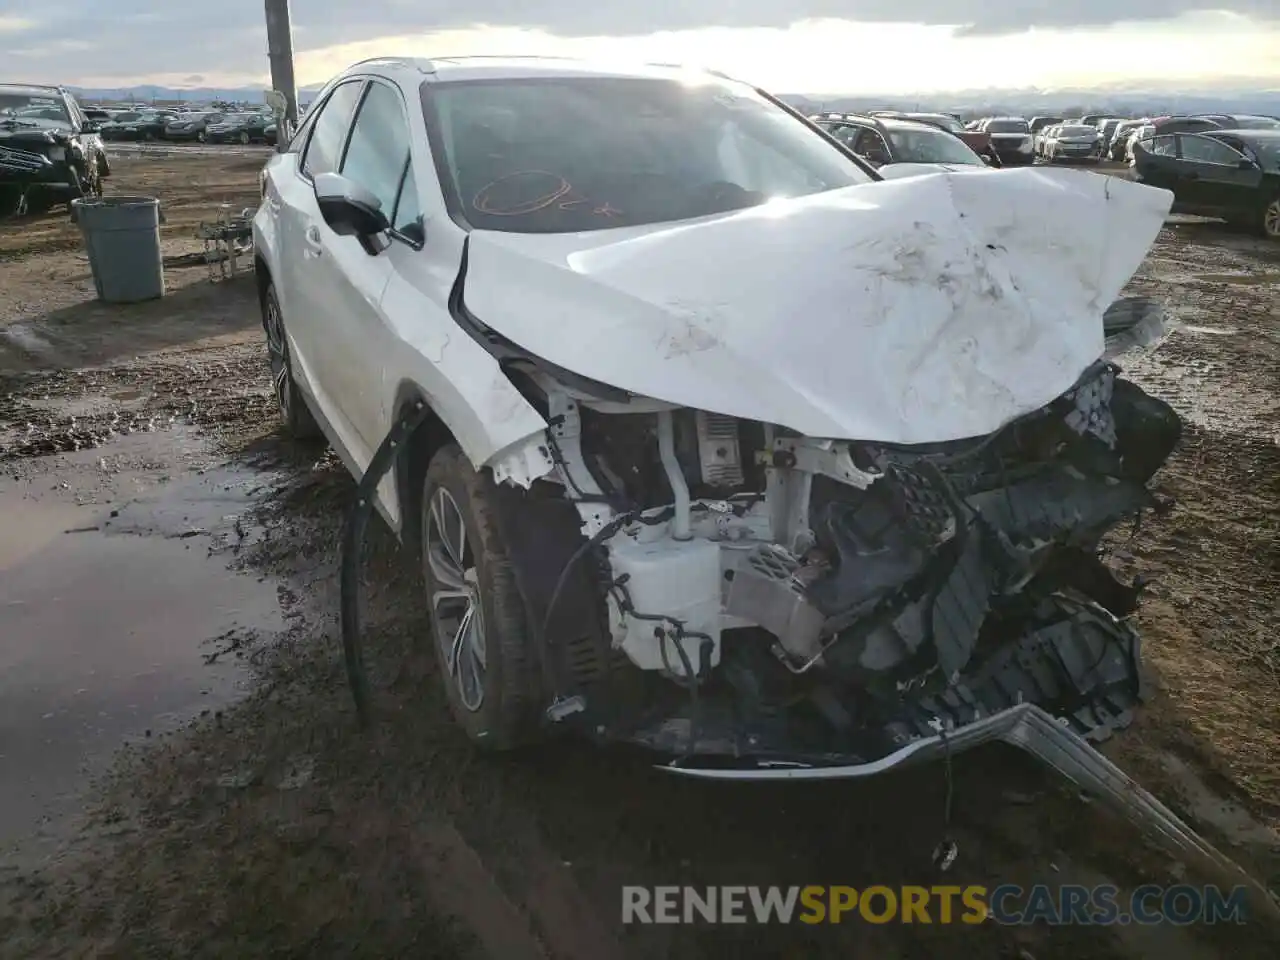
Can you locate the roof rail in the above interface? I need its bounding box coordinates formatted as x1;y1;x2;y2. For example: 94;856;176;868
812;112;887;131
346;56;435;74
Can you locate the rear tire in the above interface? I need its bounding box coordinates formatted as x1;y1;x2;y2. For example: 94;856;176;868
421;444;541;749
1261;196;1280;240
261;283;324;440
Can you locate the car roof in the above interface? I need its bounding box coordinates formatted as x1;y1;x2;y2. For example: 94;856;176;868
815;113;942;135
335;55;740;87
0;83;64;97
1207;129;1280;142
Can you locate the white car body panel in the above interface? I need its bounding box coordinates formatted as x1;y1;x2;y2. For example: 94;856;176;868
463;168;1173;445
254;121;551;529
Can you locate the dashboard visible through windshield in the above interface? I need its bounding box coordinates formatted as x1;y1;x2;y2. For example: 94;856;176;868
423;77;873;233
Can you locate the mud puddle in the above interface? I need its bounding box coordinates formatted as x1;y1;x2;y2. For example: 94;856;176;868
0;432;286;867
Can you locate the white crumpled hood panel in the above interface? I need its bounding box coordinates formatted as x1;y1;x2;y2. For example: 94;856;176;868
463;168;1172;444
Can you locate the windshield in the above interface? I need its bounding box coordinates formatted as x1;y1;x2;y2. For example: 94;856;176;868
987;119;1029;134
886;126;983;165
425;77;872;234
1058;125;1097;138
0;91;71;128
113;112;142;123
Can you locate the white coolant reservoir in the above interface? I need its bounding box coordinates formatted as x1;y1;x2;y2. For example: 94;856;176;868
606;535;722;678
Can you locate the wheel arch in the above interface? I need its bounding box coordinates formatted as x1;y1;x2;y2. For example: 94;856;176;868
393;379;458;552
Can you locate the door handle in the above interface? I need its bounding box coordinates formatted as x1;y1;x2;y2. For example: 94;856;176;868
303;225;323;257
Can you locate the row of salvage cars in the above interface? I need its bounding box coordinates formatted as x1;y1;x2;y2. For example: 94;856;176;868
255;58;1187;789
98;109;279;145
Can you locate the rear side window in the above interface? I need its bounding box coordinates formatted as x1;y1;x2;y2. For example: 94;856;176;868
1178;135;1244;165
302;81;365;178
341;82;413;219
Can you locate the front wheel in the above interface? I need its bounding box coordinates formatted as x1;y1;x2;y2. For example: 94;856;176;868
239;131;250;145
196;130;206;143
261;283;324;439
421;444;541;749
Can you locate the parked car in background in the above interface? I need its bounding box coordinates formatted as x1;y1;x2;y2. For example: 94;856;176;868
0;82;110;214
1097;118;1124;147
1081;114;1120;127
816;114;989;178
1126;124;1157;164
1040;123;1105;164
870;111;1001;166
974;116;1035;165
207;113;271;144
164;111;224;142
1109;119;1147;160
1030;116;1063;156
99;110;145;140
1133;129;1280;238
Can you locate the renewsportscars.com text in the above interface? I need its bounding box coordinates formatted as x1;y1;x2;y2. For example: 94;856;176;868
622;884;1249;926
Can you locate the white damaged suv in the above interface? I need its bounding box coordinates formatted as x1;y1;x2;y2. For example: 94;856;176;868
254;57;1182;779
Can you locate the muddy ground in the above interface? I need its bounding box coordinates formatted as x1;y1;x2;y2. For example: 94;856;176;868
1;153;1278;959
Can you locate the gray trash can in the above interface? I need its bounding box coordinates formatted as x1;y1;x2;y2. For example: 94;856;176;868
71;196;165;303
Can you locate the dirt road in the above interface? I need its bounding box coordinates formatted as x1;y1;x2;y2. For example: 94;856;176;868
1;154;1277;959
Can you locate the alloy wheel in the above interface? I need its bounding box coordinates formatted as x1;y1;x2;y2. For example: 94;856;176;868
1264;198;1280;240
425;487;487;712
263;294;292;421
240;131;250;145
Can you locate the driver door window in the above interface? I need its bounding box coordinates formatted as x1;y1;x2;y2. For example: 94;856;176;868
301;81;365;179
340;81;416;227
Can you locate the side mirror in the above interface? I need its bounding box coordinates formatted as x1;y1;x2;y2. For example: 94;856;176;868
313;172;389;239
1237;157;1257;170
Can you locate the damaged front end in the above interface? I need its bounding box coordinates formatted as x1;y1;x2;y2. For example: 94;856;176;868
493;339;1181;778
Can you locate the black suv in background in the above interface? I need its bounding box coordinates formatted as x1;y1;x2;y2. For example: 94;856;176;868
0;83;110;215
1133;129;1280;239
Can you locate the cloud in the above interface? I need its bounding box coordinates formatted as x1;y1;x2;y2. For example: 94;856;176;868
0;2;1276;85
0;16;37;33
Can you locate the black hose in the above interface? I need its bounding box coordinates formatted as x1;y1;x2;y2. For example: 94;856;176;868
340;399;432;726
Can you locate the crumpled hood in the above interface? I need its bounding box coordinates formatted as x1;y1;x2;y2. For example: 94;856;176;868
462;168;1172;444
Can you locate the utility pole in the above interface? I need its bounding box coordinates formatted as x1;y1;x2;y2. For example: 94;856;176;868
264;0;298;128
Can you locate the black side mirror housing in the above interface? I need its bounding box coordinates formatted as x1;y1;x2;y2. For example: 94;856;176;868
314;172;390;242
1237;157;1257;171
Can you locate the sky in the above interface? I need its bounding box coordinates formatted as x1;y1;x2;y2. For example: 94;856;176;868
1;2;1278;94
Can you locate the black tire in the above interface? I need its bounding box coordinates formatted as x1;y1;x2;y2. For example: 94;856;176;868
261;283;324;439
420;444;541;749
1260;195;1280;241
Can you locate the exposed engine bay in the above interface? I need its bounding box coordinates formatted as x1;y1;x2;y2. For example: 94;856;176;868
490;338;1181;771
